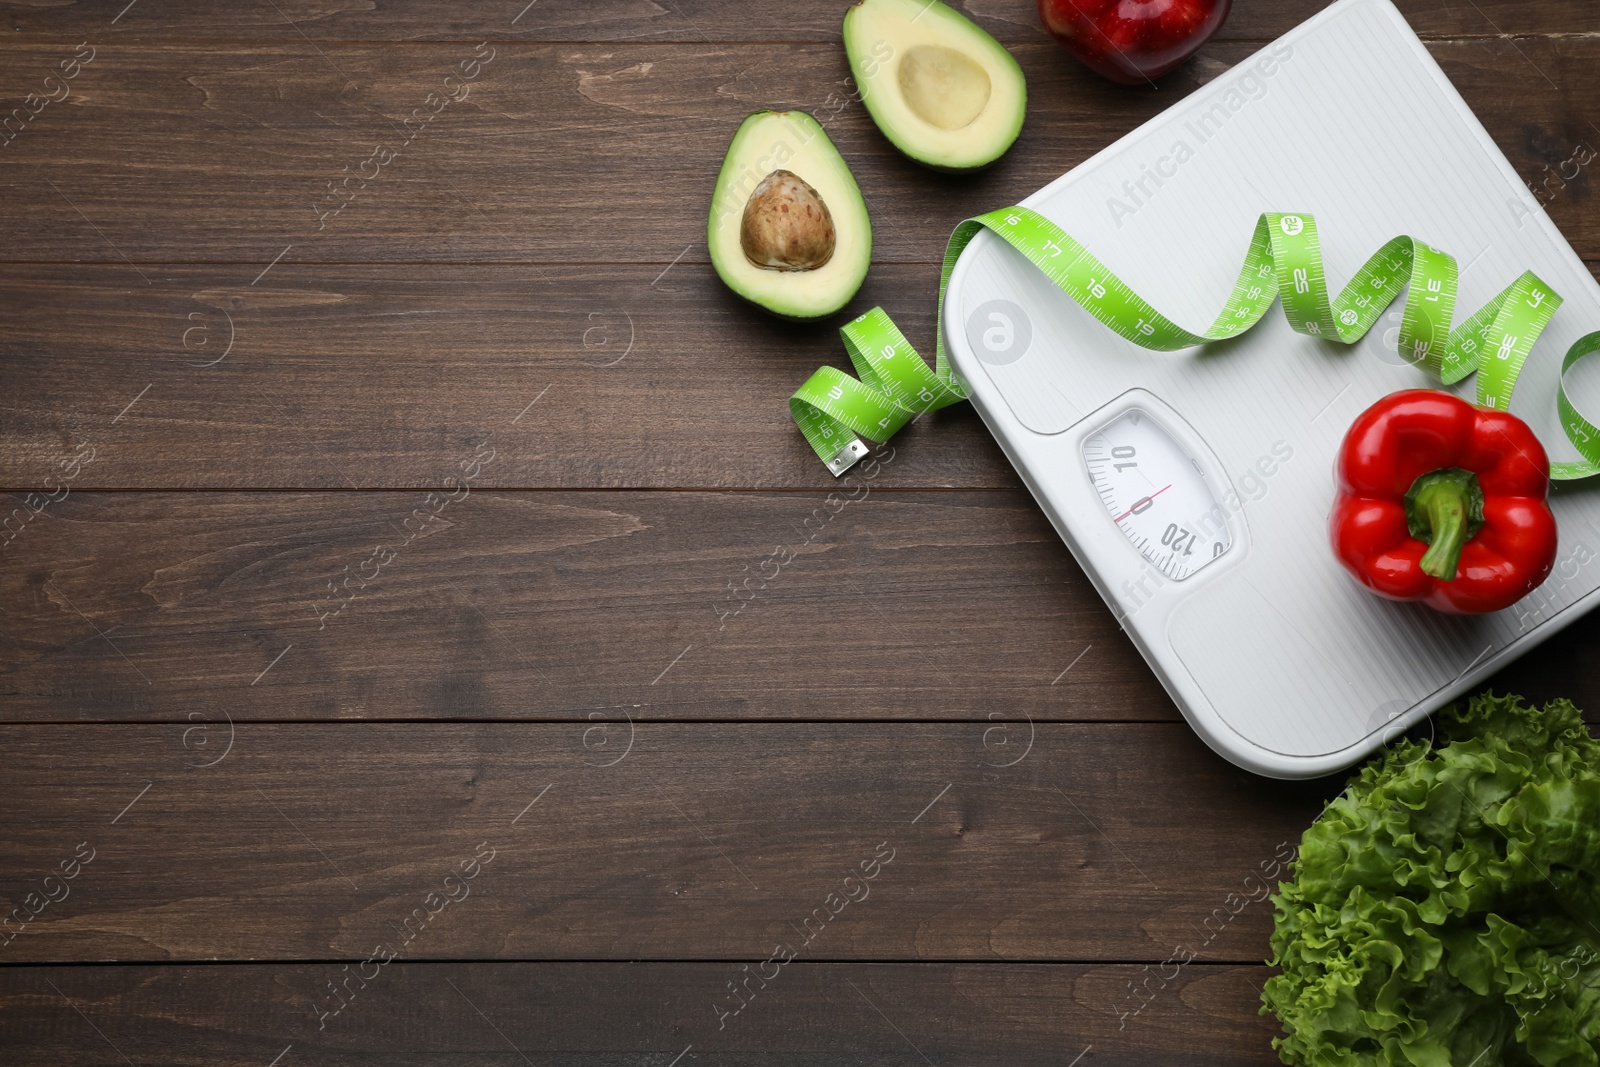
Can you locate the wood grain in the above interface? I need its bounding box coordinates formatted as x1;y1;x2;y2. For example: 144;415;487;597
0;489;1170;721
6;255;1600;492
0;721;1328;963
0;263;1021;490
7;490;1591;724
0;962;1281;1066
0;40;1592;265
1;0;1589;43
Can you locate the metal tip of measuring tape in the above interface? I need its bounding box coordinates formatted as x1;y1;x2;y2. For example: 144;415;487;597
826;439;869;477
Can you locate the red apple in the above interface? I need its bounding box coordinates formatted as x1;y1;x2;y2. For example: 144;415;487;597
1038;0;1233;86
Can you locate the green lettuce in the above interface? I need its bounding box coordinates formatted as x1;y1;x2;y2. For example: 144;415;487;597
1263;692;1600;1066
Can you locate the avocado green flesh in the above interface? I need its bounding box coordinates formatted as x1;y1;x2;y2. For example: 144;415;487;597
844;0;1026;171
708;111;872;320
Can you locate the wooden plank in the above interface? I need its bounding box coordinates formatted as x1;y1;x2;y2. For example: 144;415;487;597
4;489;1596;722
0;0;1588;43
7;254;1600;491
0;263;1023;490
0;722;1328;962
1482;618;1600;720
0;40;1592;264
0;962;1281;1066
0;489;1171;721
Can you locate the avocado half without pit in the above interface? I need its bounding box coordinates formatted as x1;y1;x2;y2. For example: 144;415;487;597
844;0;1026;171
708;110;872;319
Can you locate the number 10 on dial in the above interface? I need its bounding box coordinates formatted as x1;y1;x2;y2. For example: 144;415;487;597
1083;410;1232;581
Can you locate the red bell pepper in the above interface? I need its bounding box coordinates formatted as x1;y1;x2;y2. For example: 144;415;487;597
1330;389;1557;614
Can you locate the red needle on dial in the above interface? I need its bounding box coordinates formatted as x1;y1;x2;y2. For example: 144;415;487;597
1114;484;1171;522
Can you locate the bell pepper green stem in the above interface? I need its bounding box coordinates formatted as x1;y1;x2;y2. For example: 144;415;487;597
1403;467;1486;582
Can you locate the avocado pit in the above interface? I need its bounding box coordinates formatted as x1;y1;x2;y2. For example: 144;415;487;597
740;169;836;272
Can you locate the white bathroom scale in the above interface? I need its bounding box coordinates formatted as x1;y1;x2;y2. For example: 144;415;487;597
942;0;1600;778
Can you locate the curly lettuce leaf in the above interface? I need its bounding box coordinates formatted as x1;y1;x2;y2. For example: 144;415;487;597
1263;692;1600;1066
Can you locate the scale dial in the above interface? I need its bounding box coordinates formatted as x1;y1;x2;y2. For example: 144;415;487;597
1083;409;1232;580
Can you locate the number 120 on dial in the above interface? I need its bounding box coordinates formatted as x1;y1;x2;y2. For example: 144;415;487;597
1083;410;1232;581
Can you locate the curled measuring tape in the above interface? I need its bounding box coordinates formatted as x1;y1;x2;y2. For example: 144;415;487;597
790;207;1600;479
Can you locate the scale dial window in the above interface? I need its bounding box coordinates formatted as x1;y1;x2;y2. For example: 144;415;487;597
1083;409;1232;580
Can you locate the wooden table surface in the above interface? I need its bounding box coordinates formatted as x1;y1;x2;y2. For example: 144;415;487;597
2;1;1597;1063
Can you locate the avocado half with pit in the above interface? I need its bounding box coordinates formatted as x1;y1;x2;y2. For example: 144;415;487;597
708;110;872;320
844;0;1026;171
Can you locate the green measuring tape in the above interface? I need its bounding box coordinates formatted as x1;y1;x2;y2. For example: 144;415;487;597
790;207;1600;480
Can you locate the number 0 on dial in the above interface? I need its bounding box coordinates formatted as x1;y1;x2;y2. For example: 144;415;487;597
1083;410;1232;580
